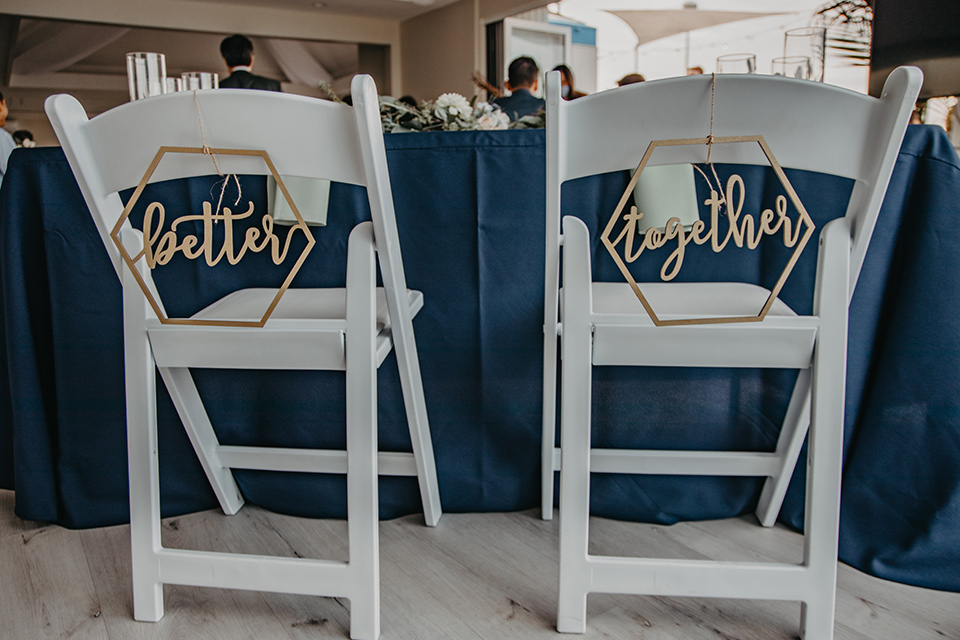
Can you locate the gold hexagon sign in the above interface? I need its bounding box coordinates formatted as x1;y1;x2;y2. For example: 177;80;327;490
111;146;316;327
600;135;816;326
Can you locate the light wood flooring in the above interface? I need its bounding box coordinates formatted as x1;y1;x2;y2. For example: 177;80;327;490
3;488;958;639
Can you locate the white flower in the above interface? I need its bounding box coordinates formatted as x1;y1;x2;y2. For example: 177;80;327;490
434;93;471;118
473;101;496;117
473;101;509;130
380;91;541;133
477;110;510;130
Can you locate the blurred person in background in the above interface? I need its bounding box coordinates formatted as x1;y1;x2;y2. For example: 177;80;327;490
617;73;645;87
0;90;17;188
219;34;281;91
494;56;545;121
553;64;587;100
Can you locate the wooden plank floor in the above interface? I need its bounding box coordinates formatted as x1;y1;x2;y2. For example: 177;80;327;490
3;488;958;639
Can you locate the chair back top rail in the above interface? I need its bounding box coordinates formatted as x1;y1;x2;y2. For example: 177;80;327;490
545;67;922;294
50;89;366;196
552;70;919;183
45;76;397;292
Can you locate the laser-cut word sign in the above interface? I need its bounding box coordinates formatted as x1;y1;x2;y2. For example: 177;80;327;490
111;146;316;327
600;135;816;327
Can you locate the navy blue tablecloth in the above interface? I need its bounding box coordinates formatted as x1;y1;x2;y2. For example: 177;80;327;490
1;126;959;592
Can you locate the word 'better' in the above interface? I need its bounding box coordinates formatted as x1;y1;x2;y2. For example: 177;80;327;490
139;200;308;267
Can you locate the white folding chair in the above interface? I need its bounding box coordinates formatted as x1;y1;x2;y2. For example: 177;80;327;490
544;68;921;638
45;74;441;640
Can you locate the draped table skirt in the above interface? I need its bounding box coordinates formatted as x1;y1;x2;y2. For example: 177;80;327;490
2;126;959;592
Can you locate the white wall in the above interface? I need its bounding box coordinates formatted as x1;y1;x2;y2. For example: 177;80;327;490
401;0;551;101
571;43;597;94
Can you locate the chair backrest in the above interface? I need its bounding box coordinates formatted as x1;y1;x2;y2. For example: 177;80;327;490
45;74;410;321
544;67;922;307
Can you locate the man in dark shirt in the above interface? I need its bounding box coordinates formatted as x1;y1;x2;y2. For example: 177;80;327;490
493;56;545;122
219;34;282;91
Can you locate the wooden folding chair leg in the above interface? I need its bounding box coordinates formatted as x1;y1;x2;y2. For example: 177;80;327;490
158;366;245;516
755;368;812;527
557;216;595;634
797;217;849;640
556;346;592;632
798;360;842;639
392;328;442;527
542;334;559;520
345;221;382;640
123;266;164;622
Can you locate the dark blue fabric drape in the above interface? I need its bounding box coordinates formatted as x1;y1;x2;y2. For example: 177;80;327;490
1;126;958;592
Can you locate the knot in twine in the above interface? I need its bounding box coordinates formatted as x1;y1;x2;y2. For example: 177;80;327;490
691;74;726;208
194;89;241;217
706;73;717;164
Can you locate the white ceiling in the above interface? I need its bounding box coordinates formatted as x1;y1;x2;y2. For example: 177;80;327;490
182;0;463;21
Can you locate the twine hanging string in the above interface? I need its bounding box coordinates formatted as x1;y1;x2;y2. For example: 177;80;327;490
193;89;241;219
691;73;726;210
706;70;716;163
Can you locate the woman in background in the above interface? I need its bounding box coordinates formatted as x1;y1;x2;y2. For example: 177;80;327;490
552;64;587;100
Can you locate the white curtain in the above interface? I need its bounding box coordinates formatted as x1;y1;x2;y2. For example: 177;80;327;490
12;22;130;75
261;39;333;86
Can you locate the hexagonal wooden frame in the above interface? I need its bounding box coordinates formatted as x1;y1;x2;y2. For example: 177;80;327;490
111;146;317;327
600;135;816;327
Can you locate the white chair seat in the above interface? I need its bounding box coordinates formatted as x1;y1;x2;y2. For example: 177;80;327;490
190;286;424;326
147;288;425;371
586;282;811;368
591;281;797;319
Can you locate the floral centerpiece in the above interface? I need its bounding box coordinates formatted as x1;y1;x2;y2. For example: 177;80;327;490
320;82;544;133
379;92;543;133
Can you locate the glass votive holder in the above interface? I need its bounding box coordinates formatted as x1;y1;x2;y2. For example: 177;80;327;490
165;77;184;93
181;71;219;91
772;56;812;79
716;53;756;74
784;27;826;82
126;52;167;101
